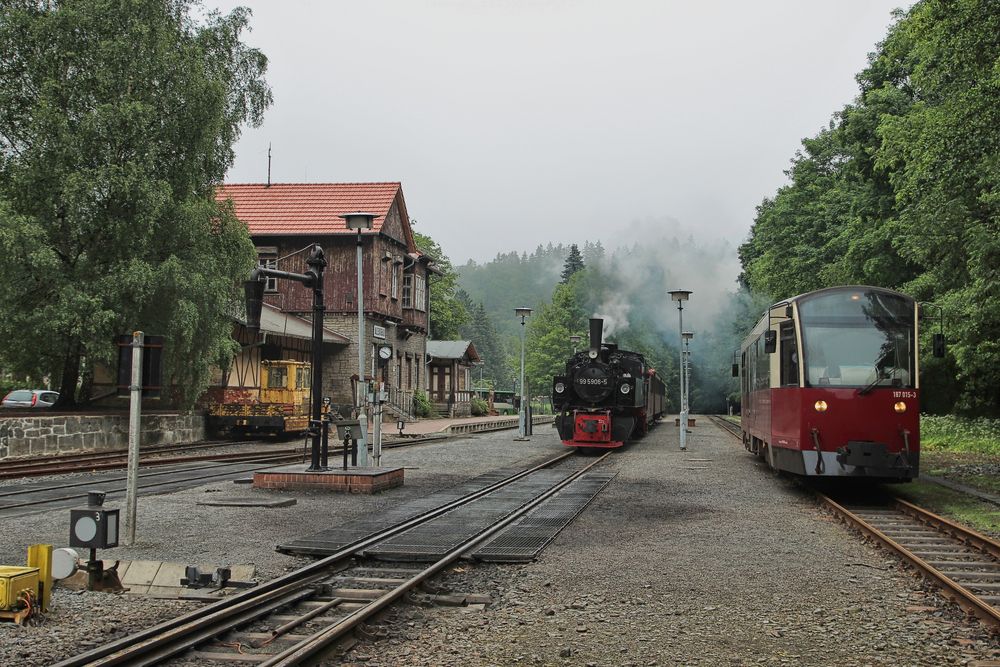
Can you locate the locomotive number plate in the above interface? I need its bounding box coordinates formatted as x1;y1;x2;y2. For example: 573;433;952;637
576;378;609;385
892;391;917;399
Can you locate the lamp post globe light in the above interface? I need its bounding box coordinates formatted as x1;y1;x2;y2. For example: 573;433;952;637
515;307;532;439
569;334;582;355
341;212;375;466
682;330;694;425
668;289;692;451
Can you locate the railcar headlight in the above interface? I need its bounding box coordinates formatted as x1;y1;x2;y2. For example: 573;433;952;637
620;383;631;395
814;400;828;413
555;382;565;394
894;401;907;414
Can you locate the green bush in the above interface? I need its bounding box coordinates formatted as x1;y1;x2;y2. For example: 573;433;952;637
470;396;489;416
921;414;1000;455
412;390;433;418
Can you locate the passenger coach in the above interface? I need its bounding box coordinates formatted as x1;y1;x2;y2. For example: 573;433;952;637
737;286;942;481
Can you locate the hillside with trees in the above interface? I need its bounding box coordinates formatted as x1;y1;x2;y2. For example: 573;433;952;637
739;0;999;416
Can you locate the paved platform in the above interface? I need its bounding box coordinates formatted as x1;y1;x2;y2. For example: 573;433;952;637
59;560;255;598
381;414;555;439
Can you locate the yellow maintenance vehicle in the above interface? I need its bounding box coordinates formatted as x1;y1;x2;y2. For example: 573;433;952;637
207;359;313;438
1;545;53;625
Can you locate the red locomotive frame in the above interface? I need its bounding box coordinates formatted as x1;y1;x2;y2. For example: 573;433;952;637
739;286;926;481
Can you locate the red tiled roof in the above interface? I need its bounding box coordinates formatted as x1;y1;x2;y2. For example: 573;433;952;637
216;182;402;236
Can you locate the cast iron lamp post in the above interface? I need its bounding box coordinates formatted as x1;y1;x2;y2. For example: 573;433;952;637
515;307;532;439
682;330;694;422
245;244;327;470
668;289;692;451
338;211;375;465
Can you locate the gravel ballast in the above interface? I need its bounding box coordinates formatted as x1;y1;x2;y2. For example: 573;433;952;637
2;420;998;665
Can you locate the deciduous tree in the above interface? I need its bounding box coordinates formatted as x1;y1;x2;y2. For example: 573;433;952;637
0;0;271;406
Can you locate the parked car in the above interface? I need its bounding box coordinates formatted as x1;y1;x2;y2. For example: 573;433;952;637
1;389;60;408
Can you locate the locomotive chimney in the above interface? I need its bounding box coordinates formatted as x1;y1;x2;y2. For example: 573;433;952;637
588;318;604;359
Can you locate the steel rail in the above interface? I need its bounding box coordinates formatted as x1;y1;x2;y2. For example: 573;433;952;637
0;454;301;514
0;439;239;474
51;451;576;667
894;497;1000;561
0;451;303;499
0;447;301;480
259;450;613;666
711;414;1000;630
819;493;1000;630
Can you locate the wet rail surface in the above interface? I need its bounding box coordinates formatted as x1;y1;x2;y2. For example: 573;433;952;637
50;450;614;666
709;414;1000;633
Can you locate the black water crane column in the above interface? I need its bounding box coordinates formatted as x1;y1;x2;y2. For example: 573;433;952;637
244;245;328;471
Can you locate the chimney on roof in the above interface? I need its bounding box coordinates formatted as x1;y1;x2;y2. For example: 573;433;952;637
266;143;271;187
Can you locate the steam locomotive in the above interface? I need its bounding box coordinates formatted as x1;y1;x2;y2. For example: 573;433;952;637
552;318;666;450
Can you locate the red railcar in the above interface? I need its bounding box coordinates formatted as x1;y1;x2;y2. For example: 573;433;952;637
739;286;925;481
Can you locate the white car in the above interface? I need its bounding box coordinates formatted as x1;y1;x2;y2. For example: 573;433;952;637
1;389;60;408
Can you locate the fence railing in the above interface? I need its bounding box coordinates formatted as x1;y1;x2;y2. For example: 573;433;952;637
386;387;415;420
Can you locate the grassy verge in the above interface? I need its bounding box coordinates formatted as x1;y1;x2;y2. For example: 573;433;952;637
894;480;1000;536
893;415;1000;534
920;414;1000;454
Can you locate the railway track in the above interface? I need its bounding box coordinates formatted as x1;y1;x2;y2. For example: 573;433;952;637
0;453;305;519
52;450;609;666
0;433;468;518
0;439;278;480
709;414;1000;632
821;494;1000;630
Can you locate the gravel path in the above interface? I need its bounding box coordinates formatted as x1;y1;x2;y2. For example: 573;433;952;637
0;430;560;665
344;419;1000;666
2;421;998;665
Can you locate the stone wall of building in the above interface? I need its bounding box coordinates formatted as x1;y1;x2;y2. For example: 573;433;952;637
0;413;205;460
321;313;428;409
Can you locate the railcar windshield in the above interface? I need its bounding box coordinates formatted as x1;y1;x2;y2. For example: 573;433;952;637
798;289;915;389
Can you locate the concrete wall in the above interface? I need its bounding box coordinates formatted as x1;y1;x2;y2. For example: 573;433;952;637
0;413;205;460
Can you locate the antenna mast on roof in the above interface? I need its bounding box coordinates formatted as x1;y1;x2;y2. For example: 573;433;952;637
267;143;272;187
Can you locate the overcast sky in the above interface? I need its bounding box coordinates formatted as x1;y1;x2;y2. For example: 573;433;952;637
212;0;908;265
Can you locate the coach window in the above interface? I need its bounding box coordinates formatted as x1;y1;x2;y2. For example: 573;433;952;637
741;351;747;394
779;321;798;386
755;336;770;390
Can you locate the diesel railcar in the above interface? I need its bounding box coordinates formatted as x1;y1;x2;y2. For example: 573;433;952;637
738;285;941;481
552;318;666;450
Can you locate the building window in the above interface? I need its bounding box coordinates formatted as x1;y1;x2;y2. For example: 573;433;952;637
402;274;412;308
257;247;278;292
414;275;426;312
391;262;399;299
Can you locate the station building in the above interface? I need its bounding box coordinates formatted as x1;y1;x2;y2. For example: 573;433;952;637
214;182;436;416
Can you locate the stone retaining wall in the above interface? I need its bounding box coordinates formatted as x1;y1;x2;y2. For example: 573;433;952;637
0;413;205;460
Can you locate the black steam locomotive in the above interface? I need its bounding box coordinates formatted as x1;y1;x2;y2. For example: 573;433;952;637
552;318;666;450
